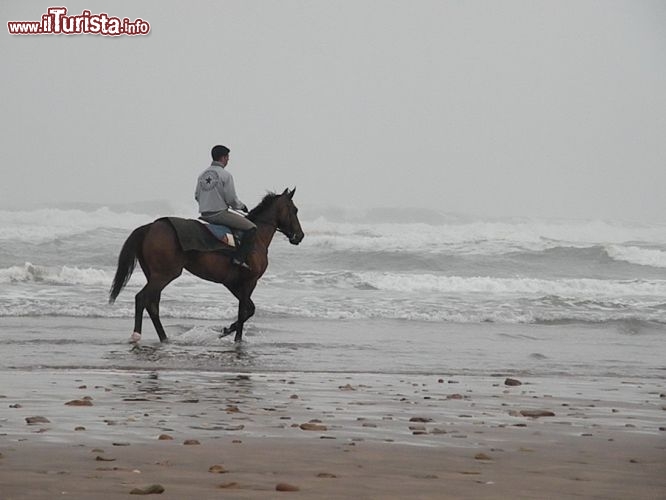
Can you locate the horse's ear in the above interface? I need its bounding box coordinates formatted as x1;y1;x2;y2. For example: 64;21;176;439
289;187;296;199
281;188;289;197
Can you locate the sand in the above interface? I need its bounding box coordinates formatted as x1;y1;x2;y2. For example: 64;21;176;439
1;368;665;499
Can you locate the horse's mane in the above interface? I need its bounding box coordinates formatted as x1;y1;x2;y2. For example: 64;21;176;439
247;192;281;222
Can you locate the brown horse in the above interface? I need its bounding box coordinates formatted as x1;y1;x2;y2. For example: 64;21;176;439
109;188;304;342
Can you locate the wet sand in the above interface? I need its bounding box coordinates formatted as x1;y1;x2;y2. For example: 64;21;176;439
1;368;665;499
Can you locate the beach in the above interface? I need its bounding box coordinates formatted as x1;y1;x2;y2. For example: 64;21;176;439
1;207;666;498
1;316;665;499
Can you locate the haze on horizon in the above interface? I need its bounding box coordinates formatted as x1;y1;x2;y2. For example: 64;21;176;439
2;1;665;222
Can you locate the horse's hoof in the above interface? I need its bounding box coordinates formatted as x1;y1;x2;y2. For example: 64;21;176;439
129;331;142;343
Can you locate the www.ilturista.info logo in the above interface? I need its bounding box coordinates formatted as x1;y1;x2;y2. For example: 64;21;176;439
7;7;150;36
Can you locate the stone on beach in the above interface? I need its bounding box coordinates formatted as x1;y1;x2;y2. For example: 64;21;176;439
276;482;300;491
317;472;337;478
25;416;50;425
208;464;228;473
505;378;523;386
129;484;165;495
300;422;328;431
157;434;173;440
520;410;556;418
65;399;93;406
409;417;433;423
218;482;240;489
183;439;200;445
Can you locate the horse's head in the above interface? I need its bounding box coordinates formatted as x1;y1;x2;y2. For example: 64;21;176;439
276;188;304;245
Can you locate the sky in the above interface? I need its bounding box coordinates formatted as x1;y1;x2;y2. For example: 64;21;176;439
2;1;665;221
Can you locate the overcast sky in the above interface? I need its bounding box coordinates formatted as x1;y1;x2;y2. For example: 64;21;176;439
2;1;665;221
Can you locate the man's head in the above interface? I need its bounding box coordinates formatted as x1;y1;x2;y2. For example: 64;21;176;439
211;145;230;166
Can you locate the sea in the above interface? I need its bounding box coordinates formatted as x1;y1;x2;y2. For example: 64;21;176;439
0;203;665;379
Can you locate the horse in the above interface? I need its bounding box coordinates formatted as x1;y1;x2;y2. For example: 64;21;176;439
108;188;304;343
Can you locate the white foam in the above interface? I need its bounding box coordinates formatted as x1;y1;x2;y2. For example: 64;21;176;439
272;269;666;298
0;263;121;286
0;208;158;243
605;245;666;268
304;217;666;255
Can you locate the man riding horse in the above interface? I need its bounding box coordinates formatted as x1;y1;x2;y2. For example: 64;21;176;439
195;145;256;270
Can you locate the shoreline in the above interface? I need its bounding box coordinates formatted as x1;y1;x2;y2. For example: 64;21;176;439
2;366;665;499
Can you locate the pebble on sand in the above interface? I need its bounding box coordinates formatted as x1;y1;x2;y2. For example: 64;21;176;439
474;453;492;461
209;465;228;473
25;416;50;425
276;482;300;491
75;426;86;431
218;482;240;489
129;484;165;495
409;417;433;423
300;422;328;431
183;439;201;445
504;378;522;386
65;399;93;406
316;473;337;478
520;410;555;418
157;434;174;440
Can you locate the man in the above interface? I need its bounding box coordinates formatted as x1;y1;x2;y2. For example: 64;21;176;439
195;145;257;270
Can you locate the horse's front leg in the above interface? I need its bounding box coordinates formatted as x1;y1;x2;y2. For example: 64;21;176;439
221;299;255;335
234;297;255;342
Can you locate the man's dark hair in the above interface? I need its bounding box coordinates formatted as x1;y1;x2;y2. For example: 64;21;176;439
211;145;230;161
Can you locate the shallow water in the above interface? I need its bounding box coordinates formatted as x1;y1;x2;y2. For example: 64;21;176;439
1;316;663;381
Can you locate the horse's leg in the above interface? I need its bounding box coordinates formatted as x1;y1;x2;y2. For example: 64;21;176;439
146;289;166;342
133;220;184;342
221;298;255;337
234;294;255;342
130;285;149;343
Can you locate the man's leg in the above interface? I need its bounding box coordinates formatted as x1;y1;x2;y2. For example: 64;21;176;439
200;210;257;268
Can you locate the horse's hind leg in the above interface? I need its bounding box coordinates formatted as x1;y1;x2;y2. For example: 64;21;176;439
144;276;177;342
146;289;167;342
131;280;169;343
131;285;149;343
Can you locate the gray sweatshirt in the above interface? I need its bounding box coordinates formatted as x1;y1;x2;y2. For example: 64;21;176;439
195;161;246;213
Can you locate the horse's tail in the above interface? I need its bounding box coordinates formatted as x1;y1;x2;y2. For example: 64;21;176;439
109;223;151;304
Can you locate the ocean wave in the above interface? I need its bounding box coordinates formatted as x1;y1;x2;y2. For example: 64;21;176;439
0;263;119;286
605;245;666;268
271;270;666;298
0;262;216;287
3;207;666;252
1;297;664;326
0;207;161;243
303;217;666;257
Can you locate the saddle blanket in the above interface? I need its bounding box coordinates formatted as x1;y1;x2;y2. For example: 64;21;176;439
163;217;237;253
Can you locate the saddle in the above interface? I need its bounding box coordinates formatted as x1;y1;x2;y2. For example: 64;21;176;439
163;217;243;253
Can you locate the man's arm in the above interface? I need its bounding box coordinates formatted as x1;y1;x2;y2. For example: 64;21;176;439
222;174;246;211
